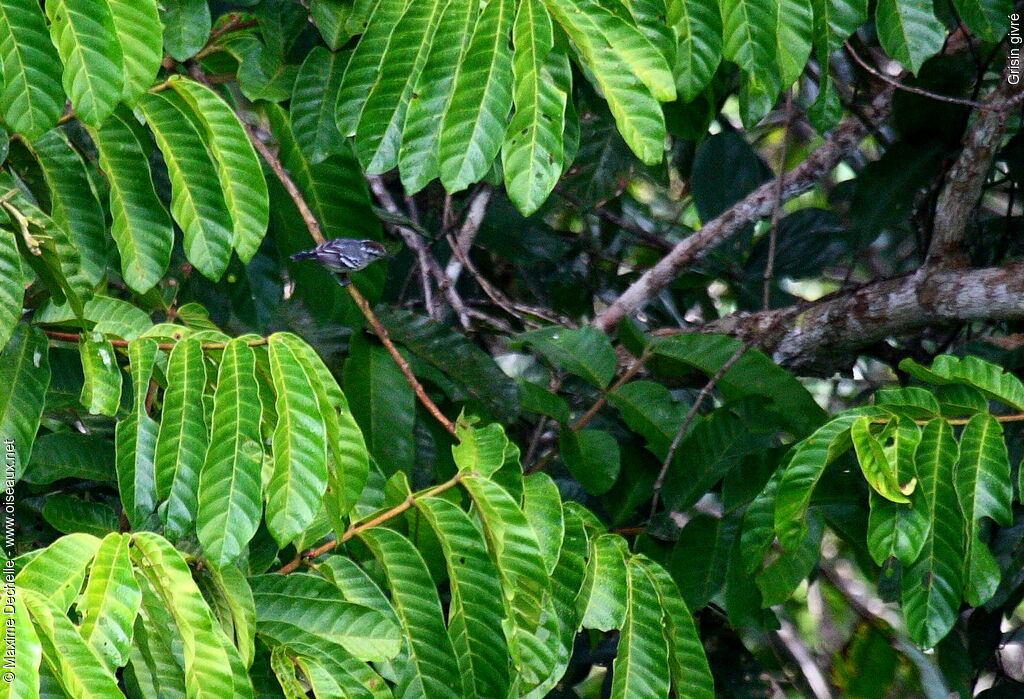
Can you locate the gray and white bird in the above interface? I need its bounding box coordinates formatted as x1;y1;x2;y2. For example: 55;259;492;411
290;238;388;286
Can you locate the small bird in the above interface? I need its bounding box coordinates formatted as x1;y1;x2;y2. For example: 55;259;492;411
290;238;388;287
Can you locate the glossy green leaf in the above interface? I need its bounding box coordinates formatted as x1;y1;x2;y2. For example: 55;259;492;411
398;0;475;192
292;47;348;164
851;417;912;503
756;510;823;606
127;591;189;699
156;338;209;538
934;384;989;417
437;0;514;191
41;495;119;536
344;331;414;475
577;534;629;631
250;573;401;662
901;355;1024;411
640;559;714;698
453;420;509;477
197;338;264;568
161;0;210;61
0;583;41;699
462;474;549;629
610;557;671;699
115;413;159;528
955;413;1012;606
0;227;22;350
720;0;774;77
668;0;722;101
416;496;512;697
79;335;121;415
16;533;102;612
35;294;153;341
169;77;270;263
523;473;564;574
109;0;161;100
24;588;121;697
0;0;65;138
139;91;234;280
89;110;174;293
356;0;445;173
515;326;617;388
559;428;621;495
358;527;464;697
131;532;254;698
0;325;48;479
501;0;566;214
902;419;964;647
874;386;941;417
199;565;256;669
866;417;930;566
266;333;329;546
335;0;407;136
76;533;142;670
953;0;1010;40
543;0;670;164
875;0;945;74
45;0;123;125
774;0;813;84
543;508;589;686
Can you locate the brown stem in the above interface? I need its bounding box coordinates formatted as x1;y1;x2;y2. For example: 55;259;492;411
277;473;465;573
42;329;268;351
571;351;651;431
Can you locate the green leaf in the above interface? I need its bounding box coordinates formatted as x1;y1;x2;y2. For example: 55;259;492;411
0;324;50;479
651;334;826;436
266;333;329;546
16;533;102;612
668;0;722;101
115;413;159;528
197;338;264;568
156;337;208;539
284;335;369;526
900;355;1024;411
523;472;565;575
358;527;464;697
138;91;234;281
250;573;401;662
559;428;621;495
774;0;813;84
952;0;1010;40
415;496;512;697
108;0;161;101
774;407;888;549
0;583;41;699
0;227;23;350
955;413;1012;606
160;0;211;61
292;47;348;164
756;510;823;605
502;0;567;215
198;565;256;669
397;0;475;192
376;308;521;421
808;0;866;129
335;0;407;136
24;588;121;697
866;417;930;566
309;0;357;49
720;0;774;76
0;0;65;138
169;77;270;263
934;384;989;417
577;534;629;631
875;0;945;74
517;379;570;423
127;593;188;699
515;326;617;388
437;0;514;191
89;110;174;293
902;419;964;647
453;420;509;477
610;558;671;699
640;559;714;698
874;386;941;417
35;294;153;341
462;474;549;629
355;0;446;174
79;335;122;416
131;532;254;698
544;509;589;684
543;0;670;164
41;495;119;536
45;0;123;125
23;433;113;484
851;417;912;503
344;331;415;475
27;128;107;285
76;533;142;670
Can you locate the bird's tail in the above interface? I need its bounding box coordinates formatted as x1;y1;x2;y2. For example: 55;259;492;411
290;249;316;261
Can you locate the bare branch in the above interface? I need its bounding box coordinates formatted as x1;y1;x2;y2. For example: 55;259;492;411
593;88;894;333
445;187;491;286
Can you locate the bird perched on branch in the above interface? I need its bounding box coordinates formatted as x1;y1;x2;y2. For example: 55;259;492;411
290;238;389;287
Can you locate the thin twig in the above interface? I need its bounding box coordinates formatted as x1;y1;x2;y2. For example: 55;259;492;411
763;91;793;311
445;187;491;286
572;350;651;431
277;473;465;573
43;329;268;351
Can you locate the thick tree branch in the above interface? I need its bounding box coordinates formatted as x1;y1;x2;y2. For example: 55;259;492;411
928;65;1024;264
592;88;893;333
696;261;1024;375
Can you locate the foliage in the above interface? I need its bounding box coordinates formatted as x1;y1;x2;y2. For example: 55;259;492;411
3;0;1024;696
